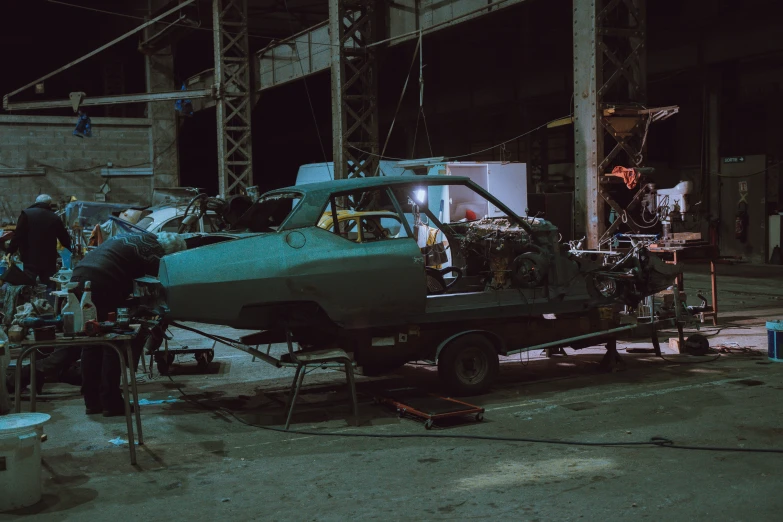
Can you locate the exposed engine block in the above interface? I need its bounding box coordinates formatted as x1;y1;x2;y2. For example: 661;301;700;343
455;218;550;290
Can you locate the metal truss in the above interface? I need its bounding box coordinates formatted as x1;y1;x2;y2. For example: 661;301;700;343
596;0;648;171
330;0;380;179
213;0;254;196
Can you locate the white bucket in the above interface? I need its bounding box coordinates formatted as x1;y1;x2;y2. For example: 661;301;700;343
0;413;51;512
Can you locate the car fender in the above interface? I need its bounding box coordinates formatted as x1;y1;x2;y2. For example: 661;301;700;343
434;329;505;361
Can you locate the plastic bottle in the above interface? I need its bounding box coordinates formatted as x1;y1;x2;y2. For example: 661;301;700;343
61;282;83;333
80;281;98;325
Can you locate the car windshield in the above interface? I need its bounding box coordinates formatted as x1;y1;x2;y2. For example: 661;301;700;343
136;216;154;230
237;192;302;232
391;182;516;230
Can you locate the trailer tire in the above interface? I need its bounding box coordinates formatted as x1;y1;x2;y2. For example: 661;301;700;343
438;334;499;396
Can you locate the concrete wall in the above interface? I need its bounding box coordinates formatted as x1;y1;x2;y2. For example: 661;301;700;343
0;115;156;223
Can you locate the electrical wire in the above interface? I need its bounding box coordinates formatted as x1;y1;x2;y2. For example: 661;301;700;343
377;36;422;172
32;138;177;174
657;353;722;364
348;113;573;162
44;0;568;169
716;160;783;178
46;0;340;48
281;0;332;180
163;314;783;453
164;374;783;453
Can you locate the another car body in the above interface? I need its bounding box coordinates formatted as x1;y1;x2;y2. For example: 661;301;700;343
316;210;405;242
136;205;226;234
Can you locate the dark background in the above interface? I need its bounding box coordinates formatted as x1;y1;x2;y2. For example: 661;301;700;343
3;0;783;199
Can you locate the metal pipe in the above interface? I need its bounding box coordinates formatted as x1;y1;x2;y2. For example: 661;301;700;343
168;320;281;367
504;324;637;357
5;89;212;112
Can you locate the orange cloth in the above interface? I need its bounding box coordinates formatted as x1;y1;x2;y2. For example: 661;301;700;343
88;224;104;247
608;166;640;189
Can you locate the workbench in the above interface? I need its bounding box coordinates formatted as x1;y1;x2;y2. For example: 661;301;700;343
648;243;719;325
13;328;143;464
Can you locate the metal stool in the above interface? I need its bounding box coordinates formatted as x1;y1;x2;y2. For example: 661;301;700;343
283;329;358;430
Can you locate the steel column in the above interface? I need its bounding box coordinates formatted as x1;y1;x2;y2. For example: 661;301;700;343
706;73;721;222
329;0;380;180
573;0;647;247
213;0;254;196
573;0;603;248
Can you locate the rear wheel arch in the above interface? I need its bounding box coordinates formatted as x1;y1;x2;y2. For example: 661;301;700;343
434;329;505;362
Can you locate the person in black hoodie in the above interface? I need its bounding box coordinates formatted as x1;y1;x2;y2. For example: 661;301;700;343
7;194;72;287
71;231;186;416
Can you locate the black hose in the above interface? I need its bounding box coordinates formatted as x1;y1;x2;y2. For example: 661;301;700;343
164;375;783;454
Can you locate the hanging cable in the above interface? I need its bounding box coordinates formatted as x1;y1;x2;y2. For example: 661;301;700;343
376;36;422;174
421;109;435;158
350;113;572;162
418;33;435;158
281;0;332;180
411;109;422;158
46;0;341;49
164;373;783;453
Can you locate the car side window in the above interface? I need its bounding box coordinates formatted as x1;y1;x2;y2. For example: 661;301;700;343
321;188;410;243
328;219;360;242
160;217;184;233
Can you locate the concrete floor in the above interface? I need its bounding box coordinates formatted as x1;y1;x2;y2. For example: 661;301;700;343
2;265;783;521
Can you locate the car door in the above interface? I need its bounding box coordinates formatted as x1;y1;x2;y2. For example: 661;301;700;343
283;187;427;329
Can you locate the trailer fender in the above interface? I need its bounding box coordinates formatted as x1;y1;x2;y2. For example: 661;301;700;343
434;330;505;362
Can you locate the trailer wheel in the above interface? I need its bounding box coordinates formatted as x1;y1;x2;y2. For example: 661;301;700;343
438;334;499;396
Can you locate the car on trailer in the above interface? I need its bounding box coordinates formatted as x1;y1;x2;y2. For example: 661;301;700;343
138;175;679;394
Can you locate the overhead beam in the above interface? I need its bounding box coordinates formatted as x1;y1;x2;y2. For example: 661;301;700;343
3;89;212;112
258;21;332;91
257;0;531;92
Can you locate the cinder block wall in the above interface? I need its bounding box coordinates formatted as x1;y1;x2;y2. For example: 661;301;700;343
0;115;176;222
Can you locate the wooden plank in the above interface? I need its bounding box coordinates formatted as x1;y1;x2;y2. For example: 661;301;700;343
672;232;702;241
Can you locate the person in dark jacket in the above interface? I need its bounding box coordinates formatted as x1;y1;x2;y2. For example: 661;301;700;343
72;231;186;416
7;194;72;287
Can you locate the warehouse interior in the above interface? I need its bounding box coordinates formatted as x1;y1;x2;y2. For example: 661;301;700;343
1;0;783;519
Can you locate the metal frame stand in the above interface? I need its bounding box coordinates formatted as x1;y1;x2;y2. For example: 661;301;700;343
599;338;626;372
329;0;380;180
213;0;254;196
283;329;358;430
14;337;143;465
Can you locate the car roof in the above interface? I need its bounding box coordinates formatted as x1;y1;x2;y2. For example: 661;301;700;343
268;174;473;195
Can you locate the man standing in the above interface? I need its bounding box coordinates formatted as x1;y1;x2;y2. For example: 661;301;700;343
7;194;72;287
71;232;186;416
